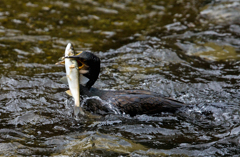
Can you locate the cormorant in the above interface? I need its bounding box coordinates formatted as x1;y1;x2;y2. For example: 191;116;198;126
64;50;186;116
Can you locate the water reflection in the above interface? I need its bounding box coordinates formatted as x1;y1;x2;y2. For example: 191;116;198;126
0;0;240;156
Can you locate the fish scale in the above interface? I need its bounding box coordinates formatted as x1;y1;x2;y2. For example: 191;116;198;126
65;43;85;116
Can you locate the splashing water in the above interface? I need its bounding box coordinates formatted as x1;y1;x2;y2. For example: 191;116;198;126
81;96;122;115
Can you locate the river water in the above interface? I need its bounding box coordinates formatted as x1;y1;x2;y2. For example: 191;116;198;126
0;0;240;156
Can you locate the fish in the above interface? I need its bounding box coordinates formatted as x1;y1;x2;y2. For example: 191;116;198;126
64;43;85;116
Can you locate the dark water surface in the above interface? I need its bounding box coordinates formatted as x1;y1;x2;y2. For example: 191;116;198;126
0;0;240;156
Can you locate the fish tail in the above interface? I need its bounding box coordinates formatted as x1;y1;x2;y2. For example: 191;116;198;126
74;106;85;116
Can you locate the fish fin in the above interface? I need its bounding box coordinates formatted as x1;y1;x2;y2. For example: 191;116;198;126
80;74;89;85
60;76;68;84
55;60;65;65
65;90;72;96
79;69;89;74
69;64;75;69
68;68;73;78
67;75;71;80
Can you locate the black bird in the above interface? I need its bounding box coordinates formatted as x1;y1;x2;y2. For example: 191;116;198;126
65;51;100;90
65;51;185;116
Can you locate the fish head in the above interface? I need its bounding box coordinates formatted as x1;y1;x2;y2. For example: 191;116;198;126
65;43;75;57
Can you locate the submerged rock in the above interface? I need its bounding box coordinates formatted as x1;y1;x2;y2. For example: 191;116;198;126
200;1;240;25
53;132;148;156
176;41;240;61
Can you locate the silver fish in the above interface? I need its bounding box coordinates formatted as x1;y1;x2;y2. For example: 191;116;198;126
65;43;84;116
